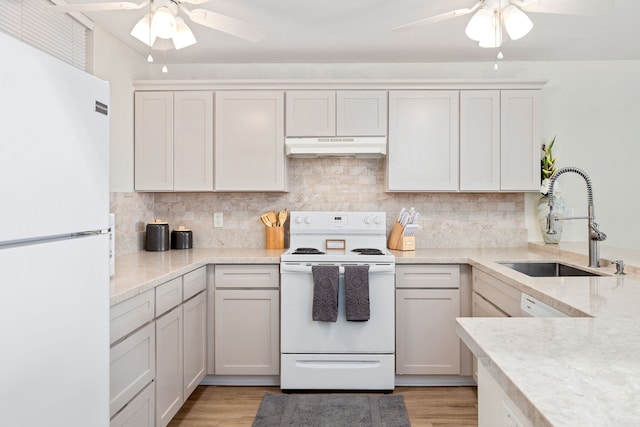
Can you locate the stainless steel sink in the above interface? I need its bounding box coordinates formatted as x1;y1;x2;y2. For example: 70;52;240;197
499;262;604;277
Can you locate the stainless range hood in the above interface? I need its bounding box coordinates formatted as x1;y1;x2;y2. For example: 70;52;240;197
285;137;387;158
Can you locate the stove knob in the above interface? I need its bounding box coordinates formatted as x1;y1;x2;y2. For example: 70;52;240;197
373;216;382;225
364;216;371;225
295;216;303;224
304;216;312;224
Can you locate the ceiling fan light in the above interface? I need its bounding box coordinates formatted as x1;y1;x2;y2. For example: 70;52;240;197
151;7;177;39
172;17;197;50
130;13;156;47
478;27;502;48
465;9;494;42
503;5;533;40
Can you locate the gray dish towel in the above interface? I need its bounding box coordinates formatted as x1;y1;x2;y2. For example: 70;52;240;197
312;265;339;322
345;265;370;321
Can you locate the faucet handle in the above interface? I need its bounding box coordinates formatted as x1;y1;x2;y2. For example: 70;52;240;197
612;259;625;275
590;222;607;241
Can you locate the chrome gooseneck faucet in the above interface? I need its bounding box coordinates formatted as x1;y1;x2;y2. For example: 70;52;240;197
546;166;607;268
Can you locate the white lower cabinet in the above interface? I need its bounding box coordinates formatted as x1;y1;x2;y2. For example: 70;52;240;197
478;363;533;427
110;322;156;418
214;265;280;375
110;266;207;427
110;382;155;427
155;306;183;427
395;265;461;375
183;291;207;397
156;267;207;427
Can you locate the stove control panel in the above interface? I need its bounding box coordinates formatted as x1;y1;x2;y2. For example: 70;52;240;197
290;211;386;232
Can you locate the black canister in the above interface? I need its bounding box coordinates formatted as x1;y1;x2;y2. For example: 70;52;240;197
171;226;193;250
146;220;170;251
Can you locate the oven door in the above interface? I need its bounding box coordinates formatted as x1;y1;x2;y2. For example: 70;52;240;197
280;262;395;354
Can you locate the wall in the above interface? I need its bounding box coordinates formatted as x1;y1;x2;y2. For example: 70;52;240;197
151;158;525;250
91;28;155;253
103;53;640;253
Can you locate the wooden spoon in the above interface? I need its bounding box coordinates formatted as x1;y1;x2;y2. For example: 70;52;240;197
260;212;273;227
277;208;288;227
266;210;277;227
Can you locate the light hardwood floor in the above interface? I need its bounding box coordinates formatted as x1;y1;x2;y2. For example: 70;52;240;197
169;386;478;427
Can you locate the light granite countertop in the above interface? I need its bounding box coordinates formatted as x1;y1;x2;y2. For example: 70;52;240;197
457;317;640;427
111;243;640;426
110;248;282;305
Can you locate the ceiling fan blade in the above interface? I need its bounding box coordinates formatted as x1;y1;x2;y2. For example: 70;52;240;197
48;1;149;12
181;7;265;42
392;1;483;32
514;0;614;15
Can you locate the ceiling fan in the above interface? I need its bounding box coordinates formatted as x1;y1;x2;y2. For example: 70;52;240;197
393;0;614;48
49;0;265;52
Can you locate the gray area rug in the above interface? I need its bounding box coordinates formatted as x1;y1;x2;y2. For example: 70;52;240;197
251;393;411;427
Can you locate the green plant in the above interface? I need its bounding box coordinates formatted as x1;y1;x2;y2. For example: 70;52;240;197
541;136;557;181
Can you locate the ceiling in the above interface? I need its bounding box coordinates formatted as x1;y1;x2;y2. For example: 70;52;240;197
65;0;640;64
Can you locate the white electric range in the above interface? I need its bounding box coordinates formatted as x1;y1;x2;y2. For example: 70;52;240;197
280;211;396;391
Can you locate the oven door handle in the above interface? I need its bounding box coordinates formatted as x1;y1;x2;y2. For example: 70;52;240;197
280;263;395;274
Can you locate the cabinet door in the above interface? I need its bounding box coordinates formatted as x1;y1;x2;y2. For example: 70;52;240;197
215;91;286;191
500;90;541;191
285;91;336;136
134;92;174;191
387;91;460;191
214;289;279;375
396;289;460;375
183;291;207;400
156;306;183;427
336;90;387;136
460;90;500;191
174;91;214;191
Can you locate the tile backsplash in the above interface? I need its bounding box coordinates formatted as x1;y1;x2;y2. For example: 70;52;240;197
111;158;526;255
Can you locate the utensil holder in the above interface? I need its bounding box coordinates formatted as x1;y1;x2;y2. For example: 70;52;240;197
265;226;284;249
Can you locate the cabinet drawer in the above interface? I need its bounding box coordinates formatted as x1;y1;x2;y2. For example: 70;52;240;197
183;266;206;300
156;277;183;316
110;322;155;418
110;381;155;427
472;269;521;317
110;290;154;345
214;264;279;289
472;292;508;317
396;264;460;289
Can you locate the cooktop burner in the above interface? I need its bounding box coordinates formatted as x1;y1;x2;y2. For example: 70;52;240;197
292;247;326;255
352;248;386;256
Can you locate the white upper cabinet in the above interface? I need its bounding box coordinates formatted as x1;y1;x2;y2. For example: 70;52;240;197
214;91;286;192
174;92;214;191
460;90;501;191
336;91;387;136
286;91;336;136
500;90;541;191
286;90;387;137
387;91;460;191
134;92;174;191
134;91;214;192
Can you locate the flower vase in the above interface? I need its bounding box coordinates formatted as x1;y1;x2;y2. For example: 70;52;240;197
537;195;564;244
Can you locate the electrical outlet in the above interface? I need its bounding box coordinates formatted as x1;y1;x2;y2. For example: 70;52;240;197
213;212;223;228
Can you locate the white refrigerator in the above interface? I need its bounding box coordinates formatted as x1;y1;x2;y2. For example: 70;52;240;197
0;32;110;426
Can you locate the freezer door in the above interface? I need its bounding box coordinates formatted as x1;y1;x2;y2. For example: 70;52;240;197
0;234;109;427
0;32;109;242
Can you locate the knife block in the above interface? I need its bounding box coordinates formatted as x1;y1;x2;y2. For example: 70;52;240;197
387;222;416;251
387;222;415;251
265;226;284;249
